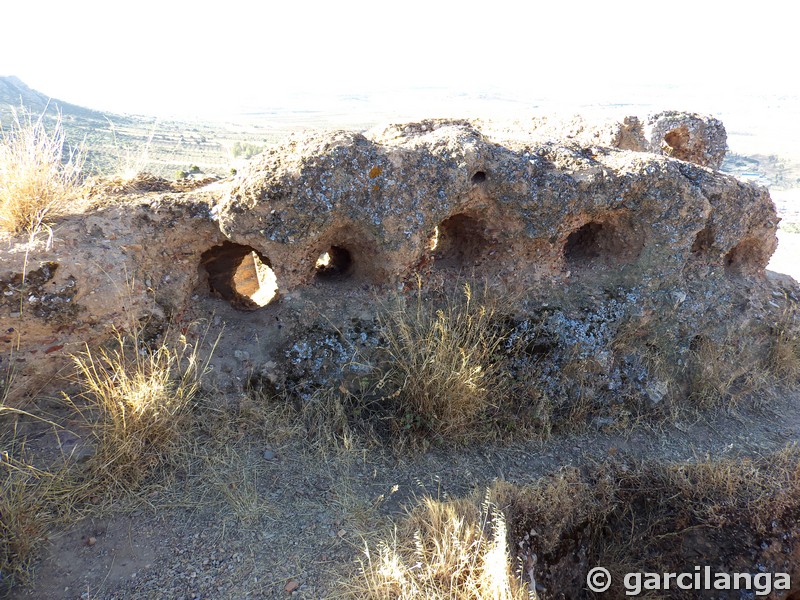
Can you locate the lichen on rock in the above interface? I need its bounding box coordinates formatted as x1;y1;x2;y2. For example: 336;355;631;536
0;112;795;419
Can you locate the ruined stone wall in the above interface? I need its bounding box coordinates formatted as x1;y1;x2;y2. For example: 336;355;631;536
0;112;793;400
218;114;770;293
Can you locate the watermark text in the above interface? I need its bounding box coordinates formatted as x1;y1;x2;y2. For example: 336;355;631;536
586;566;790;596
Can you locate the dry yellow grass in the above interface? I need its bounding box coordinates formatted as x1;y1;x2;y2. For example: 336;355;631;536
655;446;800;532
106;117;155;181
0;109;85;233
0;455;51;588
611;313;776;418
0;326;218;593
685;333;768;410
66;329;209;493
767;302;800;383
346;448;800;599
374;280;510;439
349;495;530;600
0;447;84;590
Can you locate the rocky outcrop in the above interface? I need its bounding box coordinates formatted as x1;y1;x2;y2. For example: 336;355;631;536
0;112;792;402
0;193;224;396
481;111;727;169
218;114;764;294
642;111;728;169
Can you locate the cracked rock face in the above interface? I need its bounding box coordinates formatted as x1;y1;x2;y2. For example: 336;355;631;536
217;114;770;293
0;112;791;399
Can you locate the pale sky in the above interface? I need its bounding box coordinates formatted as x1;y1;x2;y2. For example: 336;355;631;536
1;0;796;118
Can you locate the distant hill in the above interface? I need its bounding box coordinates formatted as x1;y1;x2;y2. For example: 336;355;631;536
0;76;274;178
0;75;109;123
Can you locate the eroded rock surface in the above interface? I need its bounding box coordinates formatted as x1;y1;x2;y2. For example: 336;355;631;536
218;113;766;293
0;112;793;403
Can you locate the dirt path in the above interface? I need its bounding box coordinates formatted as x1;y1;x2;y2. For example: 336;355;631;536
9;386;800;600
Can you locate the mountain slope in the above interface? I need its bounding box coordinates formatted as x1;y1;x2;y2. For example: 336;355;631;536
0;76;271;177
0;75;108;122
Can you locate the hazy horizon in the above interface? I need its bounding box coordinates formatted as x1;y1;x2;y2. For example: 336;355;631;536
1;1;799;277
2;0;796;119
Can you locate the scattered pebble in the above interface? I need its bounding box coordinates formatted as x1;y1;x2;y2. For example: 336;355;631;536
285;579;300;593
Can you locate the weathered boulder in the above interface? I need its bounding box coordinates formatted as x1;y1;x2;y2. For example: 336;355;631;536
217;114;767;295
0;112;792;404
0;192;224;396
478;111;726;168
643;111;728;169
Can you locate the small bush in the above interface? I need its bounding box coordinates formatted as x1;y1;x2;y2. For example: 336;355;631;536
372;281;510;440
349;495;529;599
67;329;208;492
175;169;188;180
0;110;85;233
231;141;264;159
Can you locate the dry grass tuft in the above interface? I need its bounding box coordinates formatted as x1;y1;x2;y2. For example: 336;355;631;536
346;448;800;598
0;448;83;591
349;495;530;600
0;456;51;589
685;332;767;410
198;443;271;524
106;118;156;181
0;109;85;233
66;329;209;493
373;280;510;440
653;446;800;532
612;314;772;417
1;381;55;588
490;469;607;557
0;322;223;593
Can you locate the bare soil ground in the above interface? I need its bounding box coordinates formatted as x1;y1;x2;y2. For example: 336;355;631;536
8;386;800;599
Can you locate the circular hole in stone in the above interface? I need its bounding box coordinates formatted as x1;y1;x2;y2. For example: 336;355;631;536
471;171;487;184
201;242;277;310
664;127;690;152
564;219;643;269
315;246;353;280
432;214;489;269
662;125;693;161
564;222;608;265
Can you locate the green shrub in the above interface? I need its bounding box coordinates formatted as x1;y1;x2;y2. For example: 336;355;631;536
231;141;264;159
